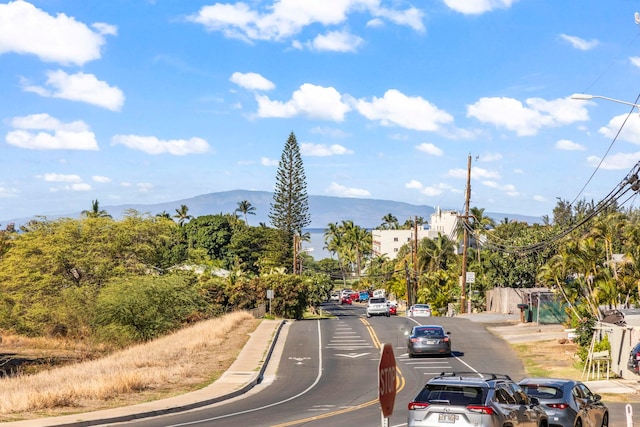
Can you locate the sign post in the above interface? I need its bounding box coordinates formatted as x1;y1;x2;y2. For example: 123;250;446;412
378;343;396;426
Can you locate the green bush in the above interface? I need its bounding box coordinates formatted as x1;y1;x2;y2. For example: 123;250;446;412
94;273;201;342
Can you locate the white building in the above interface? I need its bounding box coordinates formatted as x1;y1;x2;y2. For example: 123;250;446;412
371;208;459;259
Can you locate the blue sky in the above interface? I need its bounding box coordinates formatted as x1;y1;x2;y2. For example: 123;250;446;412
2;0;640;223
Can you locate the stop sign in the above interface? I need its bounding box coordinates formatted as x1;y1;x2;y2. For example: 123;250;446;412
378;343;397;418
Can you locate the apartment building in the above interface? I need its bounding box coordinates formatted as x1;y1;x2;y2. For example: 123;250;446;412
372;207;459;259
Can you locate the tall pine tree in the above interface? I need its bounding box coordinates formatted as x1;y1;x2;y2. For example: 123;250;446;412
269;131;311;236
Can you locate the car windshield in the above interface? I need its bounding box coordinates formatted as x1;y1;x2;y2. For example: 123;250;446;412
415;304;430;309
520;384;563;399
415;385;485;405
370;298;385;304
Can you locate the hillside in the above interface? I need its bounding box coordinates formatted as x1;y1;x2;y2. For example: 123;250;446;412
1;190;541;230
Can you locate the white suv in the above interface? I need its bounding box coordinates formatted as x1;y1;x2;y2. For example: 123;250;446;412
366;297;390;318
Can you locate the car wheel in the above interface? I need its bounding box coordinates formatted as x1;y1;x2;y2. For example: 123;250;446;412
601;412;608;427
408;352;414;358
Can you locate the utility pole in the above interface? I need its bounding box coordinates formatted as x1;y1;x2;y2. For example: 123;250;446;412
413;216;418;306
460;154;472;314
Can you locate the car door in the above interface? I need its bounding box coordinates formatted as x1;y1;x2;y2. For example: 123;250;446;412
494;384;536;426
575;383;606;427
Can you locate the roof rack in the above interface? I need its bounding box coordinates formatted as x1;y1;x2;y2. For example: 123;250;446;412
435;372;512;381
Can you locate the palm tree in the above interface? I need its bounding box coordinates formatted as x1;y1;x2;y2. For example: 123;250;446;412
235;200;257;225
173;204;193;226
156;211;171;220
380;213;399;230
81;200;111;218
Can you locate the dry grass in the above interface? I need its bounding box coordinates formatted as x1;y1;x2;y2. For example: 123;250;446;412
511;338;640;403
0;311;258;421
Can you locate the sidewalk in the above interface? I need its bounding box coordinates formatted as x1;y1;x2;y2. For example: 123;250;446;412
3;319;287;427
458;312;640;396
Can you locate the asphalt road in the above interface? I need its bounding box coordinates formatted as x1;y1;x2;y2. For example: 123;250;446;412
122;302;536;427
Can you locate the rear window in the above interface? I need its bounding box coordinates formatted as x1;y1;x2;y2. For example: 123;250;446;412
415;328;444;337
520;384;563;399
370;298;386;304
415;385;485;406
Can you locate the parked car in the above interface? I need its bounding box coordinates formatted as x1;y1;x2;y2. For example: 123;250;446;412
358;290;370;302
628;341;640;375
366;297;390;317
387;300;397;315
340;296;352;305
407;325;451;357
518;377;608;427
407;372;547;427
329;291;340;302
408;303;432;317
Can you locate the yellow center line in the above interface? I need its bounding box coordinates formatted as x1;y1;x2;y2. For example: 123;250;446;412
269;320;405;427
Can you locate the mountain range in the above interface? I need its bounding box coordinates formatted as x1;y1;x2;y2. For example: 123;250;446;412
2;190;541;230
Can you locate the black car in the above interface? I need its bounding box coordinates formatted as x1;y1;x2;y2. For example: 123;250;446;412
629;342;640;375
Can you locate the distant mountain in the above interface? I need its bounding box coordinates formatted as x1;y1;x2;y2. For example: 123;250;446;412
1;190;541;229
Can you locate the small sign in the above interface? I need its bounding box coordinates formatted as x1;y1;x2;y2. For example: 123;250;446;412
466;272;475;283
266;289;274;299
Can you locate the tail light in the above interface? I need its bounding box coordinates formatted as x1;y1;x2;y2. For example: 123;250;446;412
411;338;419;342
443;337;450;342
466;405;494;414
408;401;430;410
546;403;569;409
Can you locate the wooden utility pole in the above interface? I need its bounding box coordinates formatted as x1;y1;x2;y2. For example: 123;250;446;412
460;154;471;314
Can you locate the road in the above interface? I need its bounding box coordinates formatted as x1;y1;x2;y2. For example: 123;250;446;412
123;302;536;427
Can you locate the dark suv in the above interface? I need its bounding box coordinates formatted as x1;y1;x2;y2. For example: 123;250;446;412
407;372;548;427
629;342;640;374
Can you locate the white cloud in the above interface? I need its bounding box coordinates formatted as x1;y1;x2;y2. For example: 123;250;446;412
415;142;443;156
6;113;98;150
479;153;502;162
0;1;114;65
92;175;111;183
22;70;125;111
111;135;210;155
598;114;640;145
467;96;589;136
559;34;599;51
308;30;364;52
357;89;453;131
261;157;278;166
404;180;451;196
443;0;518;15
631;57;640;68
325;182;370;197
187;1;424;42
68;183;92;191
41;173;82;183
256;83;351;121
586;152;640;170
481;180;518;196
533;195;546;202
0;186;19;199
301;143;353;156
137;183;153;192
555;139;585;151
230;72;275;91
448;166;500;180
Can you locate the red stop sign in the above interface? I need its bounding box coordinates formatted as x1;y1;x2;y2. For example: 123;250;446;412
378;343;397;418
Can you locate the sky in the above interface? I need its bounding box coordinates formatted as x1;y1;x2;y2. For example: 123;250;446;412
2;1;640;224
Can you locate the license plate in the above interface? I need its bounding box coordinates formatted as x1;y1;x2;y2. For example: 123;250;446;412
438;413;456;423
427;339;437;344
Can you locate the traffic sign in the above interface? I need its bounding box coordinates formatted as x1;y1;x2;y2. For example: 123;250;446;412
378;343;396;418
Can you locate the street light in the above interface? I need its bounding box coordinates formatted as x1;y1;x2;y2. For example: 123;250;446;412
571;93;640;110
